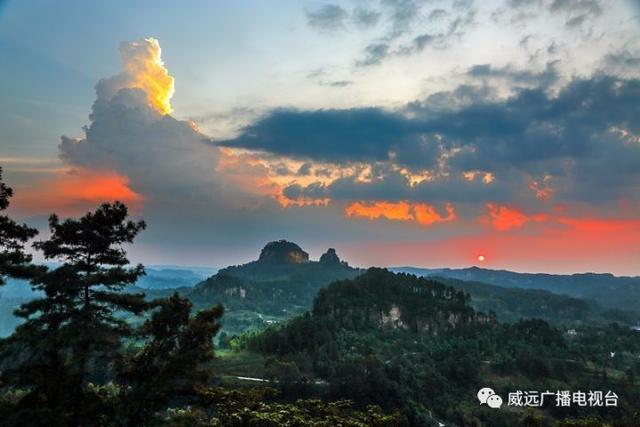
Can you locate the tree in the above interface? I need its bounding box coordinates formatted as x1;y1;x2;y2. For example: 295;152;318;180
0;166;39;284
117;293;223;426
1;202;147;425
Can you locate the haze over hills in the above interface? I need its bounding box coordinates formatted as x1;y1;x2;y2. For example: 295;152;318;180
391;266;640;313
3;241;639;338
180;242;640;334
188;240;362;334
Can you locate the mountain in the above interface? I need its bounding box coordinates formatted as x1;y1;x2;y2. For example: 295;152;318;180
135;267;212;289
245;268;640;425
392;266;640;313
189;240;361;334
434;277;639;326
312;268;494;333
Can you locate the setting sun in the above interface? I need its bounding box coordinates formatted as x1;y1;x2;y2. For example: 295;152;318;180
477;255;486;262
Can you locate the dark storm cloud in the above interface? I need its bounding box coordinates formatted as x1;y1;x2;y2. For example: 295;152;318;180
216;76;640;205
306;4;348;31
216;107;422;162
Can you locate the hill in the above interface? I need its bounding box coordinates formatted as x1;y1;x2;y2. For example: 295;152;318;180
435;277;639;326
312;268;494;333
243;269;640;426
188;240;361;334
392;266;640;313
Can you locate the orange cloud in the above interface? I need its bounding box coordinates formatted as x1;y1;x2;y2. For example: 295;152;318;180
96;38;175;115
12;168;143;216
414;203;457;226
121;38;175;115
345;200;456;226
481;203;547;231
528;176;554;200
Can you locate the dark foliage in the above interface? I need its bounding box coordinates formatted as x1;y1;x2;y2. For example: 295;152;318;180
117;293;223;425
0;167;40;285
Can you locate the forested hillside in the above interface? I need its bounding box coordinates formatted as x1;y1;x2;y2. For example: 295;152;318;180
243;269;640;426
394;267;640;313
188;241;361;334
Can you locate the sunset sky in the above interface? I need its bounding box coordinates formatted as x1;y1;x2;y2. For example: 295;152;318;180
1;0;639;274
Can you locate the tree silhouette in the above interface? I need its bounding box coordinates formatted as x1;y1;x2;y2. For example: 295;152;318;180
1;202;147;425
0;167;39;285
117;292;223;426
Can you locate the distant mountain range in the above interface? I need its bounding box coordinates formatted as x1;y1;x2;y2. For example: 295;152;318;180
391;266;640;313
2;243;639;338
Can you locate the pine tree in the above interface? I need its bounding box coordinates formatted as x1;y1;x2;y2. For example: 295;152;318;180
0;166;40;284
1;202;147;425
117;293;223;426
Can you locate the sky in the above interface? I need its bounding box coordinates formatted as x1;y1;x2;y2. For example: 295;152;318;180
0;0;639;274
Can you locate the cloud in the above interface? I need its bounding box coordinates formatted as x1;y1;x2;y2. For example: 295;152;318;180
498;0;603;29
353;7;381;28
318;80;354;87
96;38;174;115
382;0;422;39
355;5;476;66
306;4;348;31
357;43;391;66
605;49;640;72
480;203;547;231
306;1;476;67
217;76;640;212
216;107;421;163
429;9;447;21
11;168;143;216
57;38;284;217
466;61;559;87
345;200;456;226
548;0;602;16
59;88;221;204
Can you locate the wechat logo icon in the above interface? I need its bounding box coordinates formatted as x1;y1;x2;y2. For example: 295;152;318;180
477;387;503;409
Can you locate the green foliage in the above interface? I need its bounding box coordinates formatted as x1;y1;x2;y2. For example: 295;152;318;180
188;243;361;336
313;268;478;333
403;266;640;314
0;167;40;285
0;196;404;426
117;293;224;425
436;277;636;326
1;202;147;424
183;387;408;426
246;269;640;426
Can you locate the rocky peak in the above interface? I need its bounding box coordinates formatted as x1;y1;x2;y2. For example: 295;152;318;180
258;240;309;264
319;248;342;265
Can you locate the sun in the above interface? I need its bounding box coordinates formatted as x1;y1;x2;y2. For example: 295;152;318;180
477;255;486;262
